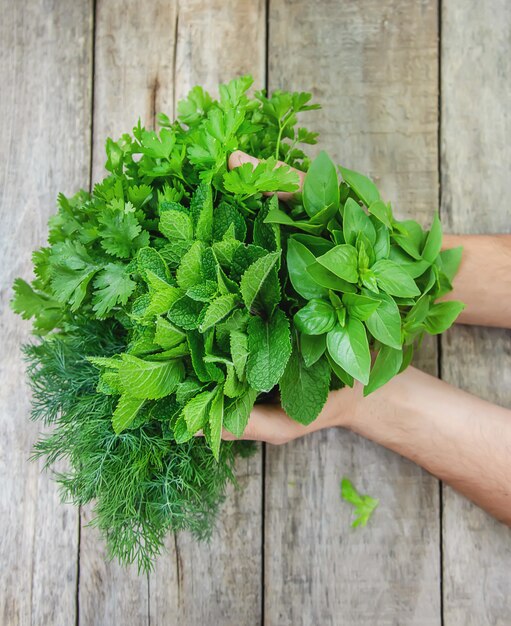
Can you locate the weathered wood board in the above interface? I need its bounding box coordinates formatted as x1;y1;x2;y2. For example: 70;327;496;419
265;1;441;624
0;1;92;624
150;3;265;624
2;1;511;624
79;2;177;624
440;1;511;624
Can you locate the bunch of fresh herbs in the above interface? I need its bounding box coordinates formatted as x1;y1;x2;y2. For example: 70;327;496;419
12;75;463;570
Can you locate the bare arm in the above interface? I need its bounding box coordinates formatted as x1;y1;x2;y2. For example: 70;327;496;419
442;233;511;328
235;367;511;525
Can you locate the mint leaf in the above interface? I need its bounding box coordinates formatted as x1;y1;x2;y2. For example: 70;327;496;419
240;251;281;311
199;294;238;332
208;388;224;460
159;210;194;241
182;389;216;433
230;330;249;380
246;310;292;392
224;388;258;438
118;354;184;399
340;477;379;527
112;396;145;434
280;350;330;425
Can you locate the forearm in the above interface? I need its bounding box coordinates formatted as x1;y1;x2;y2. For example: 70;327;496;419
344;366;511;524
442;234;511;328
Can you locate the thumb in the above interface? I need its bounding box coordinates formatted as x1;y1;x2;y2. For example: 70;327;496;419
228;150;305;202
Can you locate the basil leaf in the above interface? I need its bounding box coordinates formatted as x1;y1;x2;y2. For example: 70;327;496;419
264;205;323;234
339;165;380;207
291;233;334;256
422;213;442;263
371;259;420;297
364;346;403;396
326;317;370;385
306;261;358;293
424;301;465;334
343;198;376;246
303;151;339;218
372;217;390;260
363;290;402;349
294;299;336;335
316;244;359;283
438;246;463;282
300;333;327;367
287;238;328;299
368;200;392;229
342;293;380;322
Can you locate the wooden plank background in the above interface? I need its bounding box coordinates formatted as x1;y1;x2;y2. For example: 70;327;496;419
1;1;509;625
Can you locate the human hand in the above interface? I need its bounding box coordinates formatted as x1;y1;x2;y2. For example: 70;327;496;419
228;150;305;202
221;385;359;445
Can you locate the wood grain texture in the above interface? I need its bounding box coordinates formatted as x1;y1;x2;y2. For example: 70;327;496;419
266;1;441;624
79;2;178;624
0;1;92;624
149;2;266;623
440;1;511;624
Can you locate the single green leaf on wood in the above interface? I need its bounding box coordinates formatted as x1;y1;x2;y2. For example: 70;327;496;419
340;477;379;528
